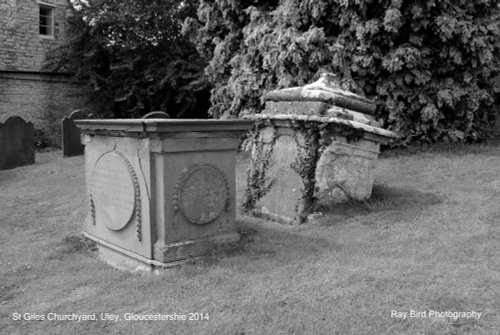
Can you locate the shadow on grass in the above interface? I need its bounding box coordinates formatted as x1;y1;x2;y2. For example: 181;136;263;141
317;184;442;218
50;226;273;268
188;185;442;267
47;235;97;260
49;223;336;271
196;226;264;266
0;167;26;188
190;217;337;268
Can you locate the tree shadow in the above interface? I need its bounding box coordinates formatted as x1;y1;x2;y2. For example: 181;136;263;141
46;235;97;260
189;216;339;269
316;183;443;217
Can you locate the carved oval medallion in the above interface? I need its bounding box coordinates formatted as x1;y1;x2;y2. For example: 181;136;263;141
90;151;137;230
176;164;229;225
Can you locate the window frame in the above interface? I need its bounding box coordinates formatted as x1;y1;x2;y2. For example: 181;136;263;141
38;1;56;39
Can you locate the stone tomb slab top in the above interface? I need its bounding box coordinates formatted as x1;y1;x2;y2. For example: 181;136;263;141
75;119;255;136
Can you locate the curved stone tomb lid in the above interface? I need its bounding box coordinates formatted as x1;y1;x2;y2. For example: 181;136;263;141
264;73;376;115
142;111;170;119
67;109;89;120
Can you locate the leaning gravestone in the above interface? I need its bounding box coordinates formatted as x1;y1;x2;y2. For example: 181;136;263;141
142;111;170;119
62;110;89;157
243;73;398;224
0;116;35;170
75;118;253;272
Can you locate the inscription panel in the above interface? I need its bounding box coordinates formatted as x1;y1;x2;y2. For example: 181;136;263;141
176;164;229;225
90;152;136;230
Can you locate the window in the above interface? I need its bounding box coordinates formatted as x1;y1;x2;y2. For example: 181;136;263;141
39;4;55;37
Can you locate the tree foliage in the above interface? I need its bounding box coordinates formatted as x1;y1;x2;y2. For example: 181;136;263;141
54;0;210;118
185;0;500;143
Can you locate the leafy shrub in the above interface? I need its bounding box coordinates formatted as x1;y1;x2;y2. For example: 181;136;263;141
185;0;500;144
34;128;51;150
51;0;211;118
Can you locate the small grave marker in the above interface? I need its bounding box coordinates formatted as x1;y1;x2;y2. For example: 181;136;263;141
0;116;34;170
62;110;88;157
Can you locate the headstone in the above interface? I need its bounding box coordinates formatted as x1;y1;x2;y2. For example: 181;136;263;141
0;116;35;170
142;111;170;119
75;118;253;272
243;73;398;224
62;110;88;157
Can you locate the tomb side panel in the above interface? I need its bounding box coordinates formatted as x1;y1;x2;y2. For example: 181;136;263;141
314;139;380;205
82;135;153;258
156;150;237;245
251;126;305;223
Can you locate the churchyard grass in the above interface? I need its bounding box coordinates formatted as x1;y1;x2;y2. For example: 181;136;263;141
0;144;499;335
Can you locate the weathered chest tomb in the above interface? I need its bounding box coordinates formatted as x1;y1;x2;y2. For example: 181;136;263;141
243;74;398;224
76;119;253;271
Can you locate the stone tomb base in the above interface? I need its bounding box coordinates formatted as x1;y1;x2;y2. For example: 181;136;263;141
84;232;238;273
244;116;393;224
76;119;253;271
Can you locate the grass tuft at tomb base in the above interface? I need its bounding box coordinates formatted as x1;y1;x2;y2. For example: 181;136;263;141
1;144;499;335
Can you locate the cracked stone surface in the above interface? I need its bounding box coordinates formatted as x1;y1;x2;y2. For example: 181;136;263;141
314;139;379;205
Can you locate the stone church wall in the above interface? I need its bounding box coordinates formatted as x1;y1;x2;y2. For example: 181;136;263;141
0;0;93;148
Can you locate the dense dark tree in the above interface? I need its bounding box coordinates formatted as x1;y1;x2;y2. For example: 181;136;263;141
185;0;500;144
52;0;210;118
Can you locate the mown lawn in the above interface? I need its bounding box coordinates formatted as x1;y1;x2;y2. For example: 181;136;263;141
0;144;499;335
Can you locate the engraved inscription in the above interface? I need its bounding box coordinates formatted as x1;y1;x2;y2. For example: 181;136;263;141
178;165;229;225
90;152;136;230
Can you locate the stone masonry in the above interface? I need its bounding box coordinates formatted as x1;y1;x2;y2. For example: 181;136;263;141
0;0;93;147
243;74;397;224
0;0;68;71
76;119;254;272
